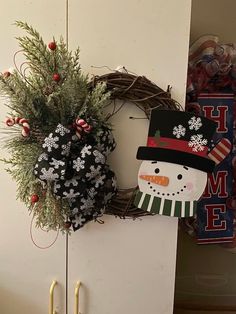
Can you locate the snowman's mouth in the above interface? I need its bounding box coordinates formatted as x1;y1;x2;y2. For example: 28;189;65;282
148;182;187;197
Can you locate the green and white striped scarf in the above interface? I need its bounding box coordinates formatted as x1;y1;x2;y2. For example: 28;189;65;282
134;190;197;218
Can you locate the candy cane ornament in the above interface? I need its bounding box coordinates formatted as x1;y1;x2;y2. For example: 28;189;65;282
75;118;92;139
5;117;30;137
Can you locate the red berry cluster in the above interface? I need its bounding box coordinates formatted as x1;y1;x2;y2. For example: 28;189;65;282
48;41;57;51
48;41;61;83
31;194;39;203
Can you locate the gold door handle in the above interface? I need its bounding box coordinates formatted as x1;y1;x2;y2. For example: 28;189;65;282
49;280;57;314
74;281;81;314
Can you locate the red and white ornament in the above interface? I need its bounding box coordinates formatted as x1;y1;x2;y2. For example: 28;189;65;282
5;117;30;137
74;118;92;139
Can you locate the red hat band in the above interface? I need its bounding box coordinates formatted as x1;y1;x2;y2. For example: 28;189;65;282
147;136;208;157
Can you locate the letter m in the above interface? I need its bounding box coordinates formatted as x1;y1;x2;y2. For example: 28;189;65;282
203;171;228;198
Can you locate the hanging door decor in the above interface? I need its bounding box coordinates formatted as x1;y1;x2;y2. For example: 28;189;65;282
0;22;180;233
182;34;236;245
134;109;217;217
197;93;234;244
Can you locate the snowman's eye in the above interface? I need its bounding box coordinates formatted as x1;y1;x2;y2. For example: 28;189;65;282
177;174;183;180
155;168;160;174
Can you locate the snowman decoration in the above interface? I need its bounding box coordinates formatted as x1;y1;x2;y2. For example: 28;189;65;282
134;110;218;217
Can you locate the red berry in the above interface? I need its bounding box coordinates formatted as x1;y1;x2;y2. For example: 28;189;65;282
64;221;72;229
48;41;57;50
31;194;39;203
53;73;61;82
3;71;11;78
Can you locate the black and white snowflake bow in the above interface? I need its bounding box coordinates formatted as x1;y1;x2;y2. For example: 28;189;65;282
34;123;117;230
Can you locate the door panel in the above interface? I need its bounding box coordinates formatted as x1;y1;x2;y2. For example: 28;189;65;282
0;1;66;313
68;1;192;313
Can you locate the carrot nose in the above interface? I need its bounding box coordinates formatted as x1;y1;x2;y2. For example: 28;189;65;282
139;174;169;186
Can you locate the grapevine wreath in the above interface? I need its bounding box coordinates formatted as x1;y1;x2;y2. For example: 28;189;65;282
0;22;180;232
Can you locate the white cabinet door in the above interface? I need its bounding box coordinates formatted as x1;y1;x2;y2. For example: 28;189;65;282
0;1;67;314
68;1;191;314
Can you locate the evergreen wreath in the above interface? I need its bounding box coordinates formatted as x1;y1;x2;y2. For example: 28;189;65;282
0;22;180;233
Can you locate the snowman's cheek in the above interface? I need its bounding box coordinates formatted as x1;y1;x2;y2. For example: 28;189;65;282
186;182;194;191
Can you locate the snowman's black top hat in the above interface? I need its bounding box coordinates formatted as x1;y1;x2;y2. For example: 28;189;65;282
137;109;217;172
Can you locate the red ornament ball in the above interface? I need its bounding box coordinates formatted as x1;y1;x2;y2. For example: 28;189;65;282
53;73;61;82
64;221;72;229
31;194;39;203
3;71;11;78
48;41;57;51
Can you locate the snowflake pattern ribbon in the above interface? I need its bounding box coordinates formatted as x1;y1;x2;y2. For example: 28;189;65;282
34;123;117;230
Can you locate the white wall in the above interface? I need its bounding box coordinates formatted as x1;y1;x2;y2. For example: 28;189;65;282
68;1;191;314
191;0;236;43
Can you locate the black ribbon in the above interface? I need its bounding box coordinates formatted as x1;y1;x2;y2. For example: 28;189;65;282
34;124;117;230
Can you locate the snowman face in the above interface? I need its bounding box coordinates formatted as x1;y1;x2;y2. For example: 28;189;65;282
138;161;207;201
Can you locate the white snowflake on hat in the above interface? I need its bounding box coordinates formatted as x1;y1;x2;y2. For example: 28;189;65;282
173;125;186;138
188;116;202;130
188;134;208;152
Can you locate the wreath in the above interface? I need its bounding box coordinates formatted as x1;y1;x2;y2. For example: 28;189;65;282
0;22;180;232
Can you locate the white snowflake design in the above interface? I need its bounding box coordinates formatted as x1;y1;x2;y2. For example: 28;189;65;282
38;153;48;162
72;207;79;215
54;182;61;193
173;125;186;138
94;174;106;188
188;116;202;131
63;189;81;199
81;197;95;210
73;157;85;171
85;165;102;180
50;158;65;169
55;124;70;136
104;192;115;204
111;177;117;189
42;134;59;152
65;177;79;187
87;187;98;198
96;142;105;153
81;145;92;158
61;142;71;156
93;150;105;164
72;215;87;228
188;134;208;152
39;167;59;181
101;130;114;145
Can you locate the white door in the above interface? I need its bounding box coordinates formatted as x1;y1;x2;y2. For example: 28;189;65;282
68;1;192;314
0;1;67;314
0;1;192;313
